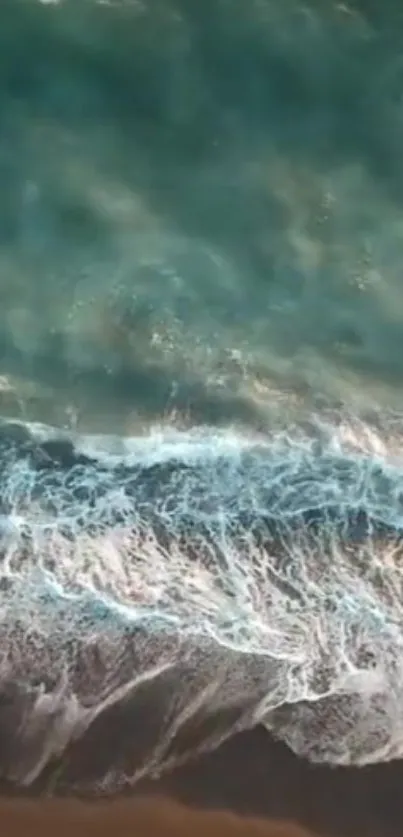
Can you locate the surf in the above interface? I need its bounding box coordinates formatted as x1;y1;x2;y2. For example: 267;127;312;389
1;413;403;793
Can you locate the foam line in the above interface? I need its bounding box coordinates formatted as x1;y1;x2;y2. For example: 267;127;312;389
1;415;403;791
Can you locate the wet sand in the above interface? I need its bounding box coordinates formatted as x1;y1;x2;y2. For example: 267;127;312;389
1;727;403;837
149;728;403;837
0;795;317;837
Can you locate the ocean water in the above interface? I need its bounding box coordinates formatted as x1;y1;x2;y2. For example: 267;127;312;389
2;0;403;795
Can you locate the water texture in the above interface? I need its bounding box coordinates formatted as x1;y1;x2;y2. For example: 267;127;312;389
2;0;403;796
1;414;403;791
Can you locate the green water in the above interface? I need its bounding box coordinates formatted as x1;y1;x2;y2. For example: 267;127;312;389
1;0;403;433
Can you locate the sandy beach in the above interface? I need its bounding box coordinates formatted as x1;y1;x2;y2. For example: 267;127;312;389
1;727;403;837
0;796;318;837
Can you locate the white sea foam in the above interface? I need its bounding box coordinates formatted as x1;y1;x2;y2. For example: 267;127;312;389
1;413;403;790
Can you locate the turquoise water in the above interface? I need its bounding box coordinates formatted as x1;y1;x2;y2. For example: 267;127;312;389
2;0;403;429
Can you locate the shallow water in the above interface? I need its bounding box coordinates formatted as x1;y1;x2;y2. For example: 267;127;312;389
2;0;403;801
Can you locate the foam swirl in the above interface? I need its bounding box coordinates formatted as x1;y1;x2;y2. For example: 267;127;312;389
1;415;403;792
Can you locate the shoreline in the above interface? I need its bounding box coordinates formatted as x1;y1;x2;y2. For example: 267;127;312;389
1;727;403;837
0;796;319;837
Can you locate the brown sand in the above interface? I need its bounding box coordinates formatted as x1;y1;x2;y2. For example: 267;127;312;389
1;728;403;837
0;796;318;837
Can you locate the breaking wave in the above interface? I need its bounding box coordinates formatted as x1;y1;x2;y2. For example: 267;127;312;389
1;412;403;793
